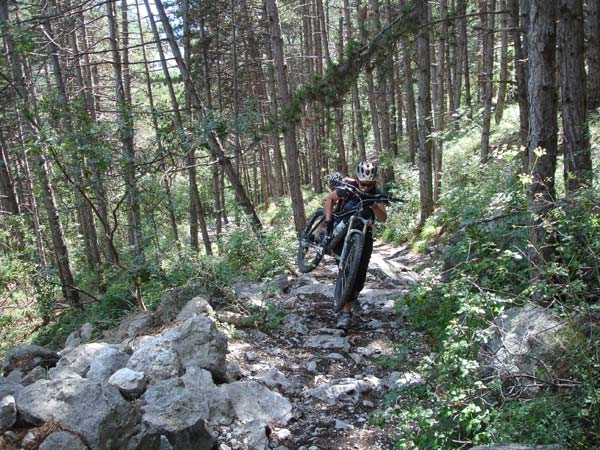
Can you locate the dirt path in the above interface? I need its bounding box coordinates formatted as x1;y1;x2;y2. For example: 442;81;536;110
221;242;432;450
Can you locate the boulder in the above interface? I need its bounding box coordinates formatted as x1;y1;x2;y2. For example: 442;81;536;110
222;381;293;426
175;296;215;322
0;394;17;432
108;368;148;398
39;431;89;450
162;317;228;382
21;366;48;386
182;367;215;389
86;348;130;383
142;379;217;450
50;343;114;378
2;345;60;375
382;371;425;392
281;314;309;335
113;312;156;340
304;335;350;353
478;304;574;396
307;378;371;405
155;285;206;322
16;377;141;450
65;323;94;349
126;336;181;383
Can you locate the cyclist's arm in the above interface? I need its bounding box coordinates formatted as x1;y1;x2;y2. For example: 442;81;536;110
371;201;387;223
324;190;339;221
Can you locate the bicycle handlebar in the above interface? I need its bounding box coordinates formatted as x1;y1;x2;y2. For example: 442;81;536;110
335;180;407;203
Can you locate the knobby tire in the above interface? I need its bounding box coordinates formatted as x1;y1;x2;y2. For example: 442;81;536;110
297;209;327;273
334;232;364;311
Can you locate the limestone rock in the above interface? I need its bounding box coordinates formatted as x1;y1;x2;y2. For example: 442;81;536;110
222;380;293;426
16;377;141;450
0;394;16;432
478;304;573;396
155;285;206;322
2;345;60;375
304;335;350;353
126;336;181;383
307;378;371;405
162;317;228;382
87;347;130;383
108;368;148;398
176;296;215;322
50;343;113;378
113;313;156;340
39;431;89;450
142;379;217;450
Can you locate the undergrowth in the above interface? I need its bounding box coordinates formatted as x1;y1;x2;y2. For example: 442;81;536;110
379;107;600;449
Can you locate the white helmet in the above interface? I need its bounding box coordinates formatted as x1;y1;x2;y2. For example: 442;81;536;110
356;161;377;182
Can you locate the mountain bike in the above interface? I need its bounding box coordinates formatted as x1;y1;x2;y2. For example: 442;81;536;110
297;182;404;311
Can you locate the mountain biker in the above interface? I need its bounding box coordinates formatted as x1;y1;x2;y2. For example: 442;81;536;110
323;161;387;330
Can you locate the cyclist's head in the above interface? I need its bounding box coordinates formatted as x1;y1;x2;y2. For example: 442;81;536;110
356;161;377;188
327;172;343;190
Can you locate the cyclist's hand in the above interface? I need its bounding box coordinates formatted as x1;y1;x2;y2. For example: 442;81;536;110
325;220;334;236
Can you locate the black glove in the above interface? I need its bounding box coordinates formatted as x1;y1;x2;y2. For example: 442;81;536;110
325;220;334;235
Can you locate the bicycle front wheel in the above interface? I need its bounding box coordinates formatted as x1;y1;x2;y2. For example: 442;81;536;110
334;232;364;311
297;208;327;273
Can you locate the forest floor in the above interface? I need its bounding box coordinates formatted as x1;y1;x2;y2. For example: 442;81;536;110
219;241;434;450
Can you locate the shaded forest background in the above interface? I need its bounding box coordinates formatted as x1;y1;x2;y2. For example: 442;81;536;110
1;0;600;446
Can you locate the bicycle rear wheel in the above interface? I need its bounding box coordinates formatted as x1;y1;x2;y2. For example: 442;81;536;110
334;232;364;311
297;209;327;273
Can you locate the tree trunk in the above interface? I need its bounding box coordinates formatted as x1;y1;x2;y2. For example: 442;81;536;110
107;0;144;259
2;0;80;308
495;0;509;124
480;0;496;162
0;139;20;217
510;0;530;165
434;0;447;203
135;0;179;244
416;0;434;226
452;0;467;126
587;0;600;110
335;17;348;175
559;0;592;192
526;0;558;276
402;34;418;165
344;0;367;161
265;0;306;233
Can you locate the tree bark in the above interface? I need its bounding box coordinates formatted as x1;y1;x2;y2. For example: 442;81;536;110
559;0;592;192
402;34;418;165
510;0;530;165
265;0;306;233
526;0;558;276
587;0;600;110
495;0;509;124
134;0;179;244
480;0;496;162
416;0;434;226
107;0;144;259
344;0;367;161
2;0;81;308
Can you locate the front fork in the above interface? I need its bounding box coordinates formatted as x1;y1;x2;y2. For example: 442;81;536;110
338;216;370;270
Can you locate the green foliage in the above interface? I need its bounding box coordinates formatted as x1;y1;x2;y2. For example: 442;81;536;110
379;104;600;449
380;163;420;244
264;302;285;331
222;220;295;282
488;394;594;448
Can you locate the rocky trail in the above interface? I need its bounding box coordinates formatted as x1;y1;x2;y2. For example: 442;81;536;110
0;242;434;450
220;242;433;450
